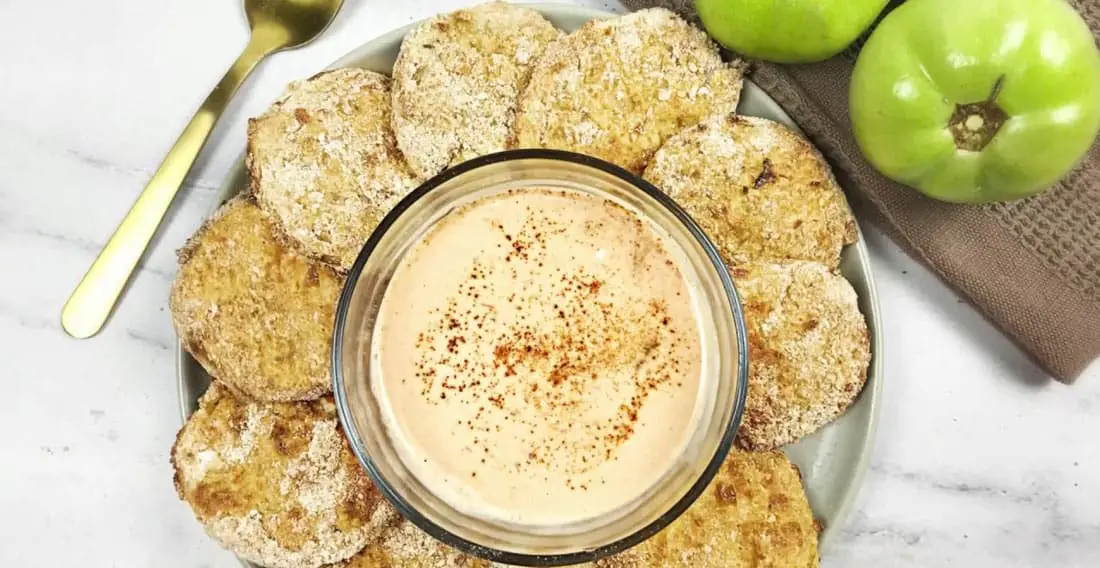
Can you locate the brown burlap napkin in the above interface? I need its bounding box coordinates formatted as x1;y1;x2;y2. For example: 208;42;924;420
624;0;1100;383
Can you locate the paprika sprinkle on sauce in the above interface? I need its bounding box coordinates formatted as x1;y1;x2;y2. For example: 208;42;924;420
372;188;705;526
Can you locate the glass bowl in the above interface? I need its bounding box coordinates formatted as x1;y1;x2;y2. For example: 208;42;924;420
332;149;748;566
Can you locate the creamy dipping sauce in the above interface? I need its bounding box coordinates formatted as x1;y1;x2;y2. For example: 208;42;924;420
371;188;705;527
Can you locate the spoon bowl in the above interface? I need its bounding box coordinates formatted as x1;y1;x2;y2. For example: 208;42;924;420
246;0;345;50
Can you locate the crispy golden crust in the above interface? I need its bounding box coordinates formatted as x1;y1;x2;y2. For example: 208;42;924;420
337;452;816;568
169;198;343;402
644;114;856;268
392;2;561;178
731;261;871;451
332;515;490;568
595;449;817;568
248;68;421;271
172;383;396;568
513;8;743;174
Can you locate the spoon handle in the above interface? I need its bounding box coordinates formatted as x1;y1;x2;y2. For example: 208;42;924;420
61;32;280;339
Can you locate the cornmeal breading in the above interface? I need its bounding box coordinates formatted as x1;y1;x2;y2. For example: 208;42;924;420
170;198;343;402
392;2;561;178
167;9;875;567
335;451;817;568
644;114;856;268
731;261;871;451
513;8;743;174
594;449;818;568
172;383;396;568
248;68;421;270
333;515;490;568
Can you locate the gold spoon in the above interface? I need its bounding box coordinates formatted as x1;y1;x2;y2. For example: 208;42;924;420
61;0;344;339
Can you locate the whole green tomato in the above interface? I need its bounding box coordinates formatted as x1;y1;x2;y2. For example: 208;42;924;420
696;0;889;63
850;0;1100;203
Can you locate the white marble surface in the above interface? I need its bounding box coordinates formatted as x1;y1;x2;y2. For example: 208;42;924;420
1;0;1098;566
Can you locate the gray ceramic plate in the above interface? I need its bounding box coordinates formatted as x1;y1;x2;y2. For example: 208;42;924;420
176;4;883;565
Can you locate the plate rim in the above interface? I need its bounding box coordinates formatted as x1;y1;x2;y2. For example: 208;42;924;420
174;1;884;561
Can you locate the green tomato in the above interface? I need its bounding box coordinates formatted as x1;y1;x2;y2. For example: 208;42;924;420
850;0;1100;203
696;0;889;63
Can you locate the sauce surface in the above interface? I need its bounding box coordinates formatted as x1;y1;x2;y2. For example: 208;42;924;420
372;188;704;526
